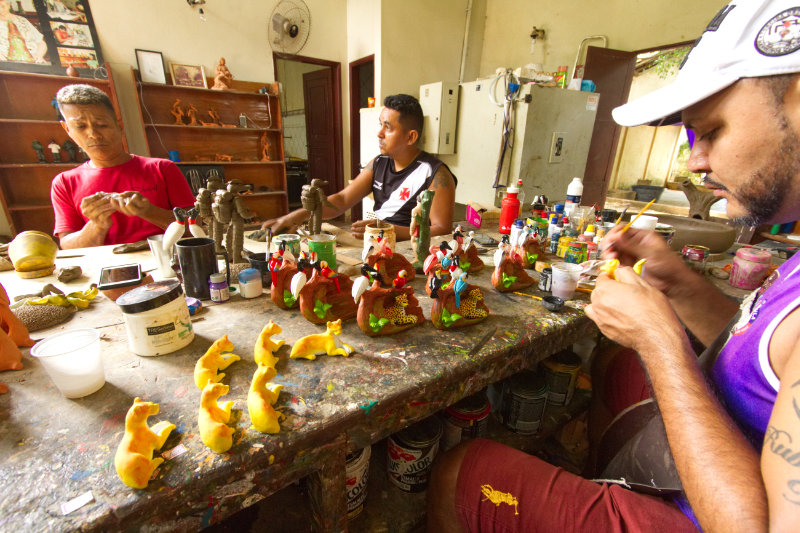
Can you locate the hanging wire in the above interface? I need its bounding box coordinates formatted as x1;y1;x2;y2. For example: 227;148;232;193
490;69;522;189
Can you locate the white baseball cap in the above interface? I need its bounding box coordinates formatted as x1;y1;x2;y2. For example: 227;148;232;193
613;0;800;127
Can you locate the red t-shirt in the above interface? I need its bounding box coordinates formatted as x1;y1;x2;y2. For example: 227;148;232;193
51;155;196;245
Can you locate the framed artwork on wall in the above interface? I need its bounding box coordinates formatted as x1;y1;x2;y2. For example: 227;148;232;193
0;0;105;77
135;49;166;84
170;63;207;88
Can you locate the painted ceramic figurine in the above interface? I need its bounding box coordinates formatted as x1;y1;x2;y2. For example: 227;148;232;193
410;190;435;273
291;267;357;325
491;237;535;292
198;382;234;453
512;224;543;269
254;320;285;368
194;335;240;390
270;250;314;310
460;230;485;272
114;398;176;489
364;231;415;287
163;207;187;253
289;319;354;359
0;283;33;372
248;365;282;434
428;269;489;330
352;271;424;337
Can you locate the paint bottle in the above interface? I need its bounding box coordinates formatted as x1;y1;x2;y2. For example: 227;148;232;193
499;179;522;235
549;221;562;254
565;177;583;210
208;273;229;303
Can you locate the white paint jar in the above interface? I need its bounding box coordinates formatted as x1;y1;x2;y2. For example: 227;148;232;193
116;280;195;356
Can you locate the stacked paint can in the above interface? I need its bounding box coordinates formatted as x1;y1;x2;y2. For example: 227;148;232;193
387;416;442;492
498;369;548;435
345;445;371;520
542;350;582;406
441;391;491;451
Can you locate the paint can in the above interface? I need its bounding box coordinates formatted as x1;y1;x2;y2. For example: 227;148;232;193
387;416;442;492
116;280;194;356
499;369;548;435
345;445;371;520
681;244;709;274
542;349;582;406
538;267;553;292
441;391;491;451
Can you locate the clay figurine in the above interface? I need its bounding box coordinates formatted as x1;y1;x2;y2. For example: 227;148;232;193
211;57;233;90
270;249;313;310
194;335;240;390
170;99;184;125
32;140;46;163
114;398;176;489
511;225;543;270
248;365;281;434
491;238;535;292
194;188;215;242
409;190;435;272
428;272;489;330
186;103;199;126
47;139;61;162
0;283;33;372
289;319;354;359
198;382;234;453
352;273;424;337
162;207;187;253
301;179;336;236
260;132;271;162
291;265;357;325
460;230;485;272
254;320;285;368
182;207;206;238
205;174;227;254
364;231;416;287
213;179;254;265
62;139;78;162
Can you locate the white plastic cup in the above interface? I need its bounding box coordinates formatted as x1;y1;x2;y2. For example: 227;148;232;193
631;215;658;232
147;234;177;278
30;328;104;398
551;263;583;300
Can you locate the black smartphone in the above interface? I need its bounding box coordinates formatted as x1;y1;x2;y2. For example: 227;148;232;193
97;263;144;291
472;233;498;246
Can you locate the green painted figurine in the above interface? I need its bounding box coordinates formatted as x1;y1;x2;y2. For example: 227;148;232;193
410;189;435;273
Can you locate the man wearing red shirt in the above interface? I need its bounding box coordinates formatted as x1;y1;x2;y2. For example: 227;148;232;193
51;84;196;249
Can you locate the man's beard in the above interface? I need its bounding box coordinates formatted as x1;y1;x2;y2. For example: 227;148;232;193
704;129;798;226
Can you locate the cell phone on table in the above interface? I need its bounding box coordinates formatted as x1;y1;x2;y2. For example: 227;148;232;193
472;233;498;246
97;263;144;291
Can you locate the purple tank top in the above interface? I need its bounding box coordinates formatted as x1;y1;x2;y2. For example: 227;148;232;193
710;250;800;447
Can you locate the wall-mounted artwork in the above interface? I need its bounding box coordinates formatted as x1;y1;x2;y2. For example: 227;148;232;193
0;0;104;77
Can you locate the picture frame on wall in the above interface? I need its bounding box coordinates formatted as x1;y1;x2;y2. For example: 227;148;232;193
170;63;207;89
135;49;166;84
0;0;105;77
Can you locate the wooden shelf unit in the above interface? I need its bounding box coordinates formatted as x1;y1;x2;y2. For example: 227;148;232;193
0;69;127;236
132;72;288;222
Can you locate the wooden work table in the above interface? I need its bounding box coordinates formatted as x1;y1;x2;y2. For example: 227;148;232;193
0;238;596;532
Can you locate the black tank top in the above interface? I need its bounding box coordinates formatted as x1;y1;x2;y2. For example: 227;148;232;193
371;151;456;226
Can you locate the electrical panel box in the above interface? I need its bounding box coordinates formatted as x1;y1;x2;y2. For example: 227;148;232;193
419;81;459;155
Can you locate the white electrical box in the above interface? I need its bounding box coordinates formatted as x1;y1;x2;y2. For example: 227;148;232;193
419;81;459;155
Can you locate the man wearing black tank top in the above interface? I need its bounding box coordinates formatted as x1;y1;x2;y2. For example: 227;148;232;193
261;94;456;240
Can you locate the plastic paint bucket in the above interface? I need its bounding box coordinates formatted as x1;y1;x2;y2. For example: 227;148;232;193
387;416;442;492
542;350;582;406
441;391;491;451
307;233;337;270
345;445;371;520
116;280;195;356
500;370;548;435
30;328;104;398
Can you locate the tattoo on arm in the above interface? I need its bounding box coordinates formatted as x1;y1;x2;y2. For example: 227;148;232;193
792;379;800;420
765;425;800;466
432;168;453;189
784;479;800;506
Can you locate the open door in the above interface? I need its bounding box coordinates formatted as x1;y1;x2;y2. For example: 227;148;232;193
303;68;340;196
582;46;637;207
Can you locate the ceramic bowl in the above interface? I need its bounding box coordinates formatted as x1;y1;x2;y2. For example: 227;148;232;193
8;231;58;278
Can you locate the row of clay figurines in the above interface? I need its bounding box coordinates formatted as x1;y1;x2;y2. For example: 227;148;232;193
31;139;83;164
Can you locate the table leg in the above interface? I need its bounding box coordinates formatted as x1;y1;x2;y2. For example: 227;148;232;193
308;435;348;532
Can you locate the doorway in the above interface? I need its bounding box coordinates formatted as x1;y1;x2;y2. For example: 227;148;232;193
273;53;343;205
348;54;374;221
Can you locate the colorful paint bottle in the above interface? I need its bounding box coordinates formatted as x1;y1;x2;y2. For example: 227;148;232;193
499;179;522;234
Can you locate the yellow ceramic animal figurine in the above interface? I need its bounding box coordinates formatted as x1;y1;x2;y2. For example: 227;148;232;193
198;382;235;453
114;397;176;489
289;319;354;360
248;365;283;434
194;335;240;390
254;320;285;368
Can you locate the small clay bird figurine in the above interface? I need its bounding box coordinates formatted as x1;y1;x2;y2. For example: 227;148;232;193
163;207;187;252
185;207;207;238
453;271;469;308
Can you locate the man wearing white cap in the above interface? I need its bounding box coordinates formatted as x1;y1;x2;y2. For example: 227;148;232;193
427;1;800;531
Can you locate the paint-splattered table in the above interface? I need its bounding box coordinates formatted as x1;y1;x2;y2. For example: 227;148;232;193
0;241;596;532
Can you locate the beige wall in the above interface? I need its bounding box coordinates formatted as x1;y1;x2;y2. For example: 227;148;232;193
479;0;727;79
